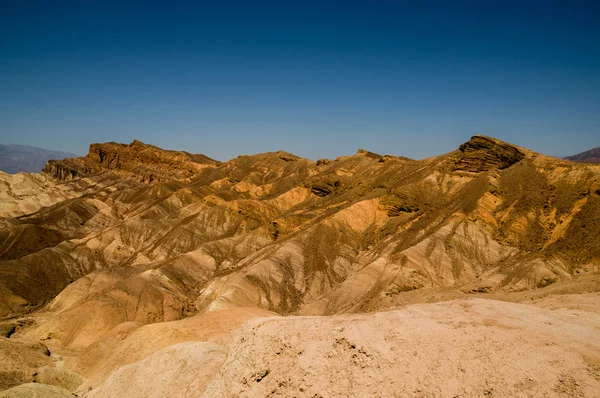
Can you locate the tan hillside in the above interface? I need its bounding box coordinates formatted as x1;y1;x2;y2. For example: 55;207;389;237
1;135;599;397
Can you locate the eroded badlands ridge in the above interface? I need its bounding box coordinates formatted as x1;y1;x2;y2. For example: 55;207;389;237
1;136;599;397
43;139;219;183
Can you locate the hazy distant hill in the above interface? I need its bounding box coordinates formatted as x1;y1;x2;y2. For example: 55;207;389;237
565;147;600;164
0;144;78;174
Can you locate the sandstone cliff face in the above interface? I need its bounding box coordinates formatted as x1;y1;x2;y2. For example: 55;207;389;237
43;140;219;183
42;160;82;181
453;135;526;172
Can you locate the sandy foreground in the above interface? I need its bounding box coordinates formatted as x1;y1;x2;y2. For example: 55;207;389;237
4;294;597;398
199;295;600;397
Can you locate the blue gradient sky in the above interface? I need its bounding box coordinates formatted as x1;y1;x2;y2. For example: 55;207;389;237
1;1;599;160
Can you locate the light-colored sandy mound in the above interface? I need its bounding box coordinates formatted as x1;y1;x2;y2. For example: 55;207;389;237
82;295;600;397
201;296;600;397
0;383;74;398
85;342;226;398
71;307;276;388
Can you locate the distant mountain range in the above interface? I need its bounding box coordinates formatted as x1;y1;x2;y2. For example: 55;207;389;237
0;144;78;174
1;136;599;397
565;147;600;164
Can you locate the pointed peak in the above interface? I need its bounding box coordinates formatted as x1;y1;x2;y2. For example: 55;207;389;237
454;135;525;172
130;139;147;147
459;135;517;151
355;148;383;159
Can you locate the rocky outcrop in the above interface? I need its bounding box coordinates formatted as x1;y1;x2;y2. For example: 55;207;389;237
43;140;219;183
310;180;339;197
42;160;83;181
356;148;382;159
378;195;419;216
453;135;525;172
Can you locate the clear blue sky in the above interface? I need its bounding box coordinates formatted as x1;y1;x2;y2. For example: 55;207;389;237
1;1;598;160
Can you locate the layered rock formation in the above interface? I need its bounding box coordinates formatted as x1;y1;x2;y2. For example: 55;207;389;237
453;135;526;172
43;140;219;183
2;135;600;318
